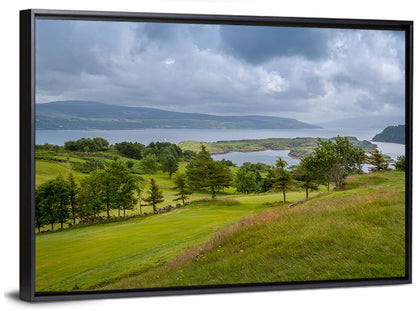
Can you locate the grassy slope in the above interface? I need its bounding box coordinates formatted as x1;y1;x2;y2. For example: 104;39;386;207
36;160;88;186
35;151;405;292
35;196;291;291
35;153;324;292
106;171;406;289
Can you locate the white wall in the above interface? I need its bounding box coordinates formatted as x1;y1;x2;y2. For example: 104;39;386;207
1;1;414;310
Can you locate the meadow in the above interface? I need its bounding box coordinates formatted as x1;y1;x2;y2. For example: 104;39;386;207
35;148;406;292
109;171;405;289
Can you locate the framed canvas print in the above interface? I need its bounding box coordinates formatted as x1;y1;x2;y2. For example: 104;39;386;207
20;9;413;301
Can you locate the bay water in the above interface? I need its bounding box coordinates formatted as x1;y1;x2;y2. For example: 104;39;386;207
36;127;405;167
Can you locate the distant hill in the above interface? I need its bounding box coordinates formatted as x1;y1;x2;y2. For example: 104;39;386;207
372;125;405;144
36;101;320;130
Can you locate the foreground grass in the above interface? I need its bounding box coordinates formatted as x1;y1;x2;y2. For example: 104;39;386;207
35;183;324;291
107;171;406;289
35;171;405;292
35;198;278;291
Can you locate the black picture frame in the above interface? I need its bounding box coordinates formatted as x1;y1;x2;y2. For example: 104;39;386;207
20;8;413;302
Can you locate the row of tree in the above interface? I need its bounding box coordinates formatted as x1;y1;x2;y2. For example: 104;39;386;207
113;141;186;178
64;137;109;152
180;136;403;203
233;136;403;202
36;161;139;231
35;159;195;232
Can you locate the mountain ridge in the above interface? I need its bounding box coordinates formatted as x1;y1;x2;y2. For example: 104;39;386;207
36;100;320;130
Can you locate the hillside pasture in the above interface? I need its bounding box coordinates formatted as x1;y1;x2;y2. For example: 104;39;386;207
108;171;406;289
35;172;405;292
36;198;276;291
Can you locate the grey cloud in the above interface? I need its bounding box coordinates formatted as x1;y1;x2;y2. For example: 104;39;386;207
135;23;220;54
35;20;406;124
326;29;405;112
219;25;330;64
36;19;128;75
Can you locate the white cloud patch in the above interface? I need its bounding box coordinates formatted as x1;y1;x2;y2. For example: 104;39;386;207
163;58;176;65
260;70;289;94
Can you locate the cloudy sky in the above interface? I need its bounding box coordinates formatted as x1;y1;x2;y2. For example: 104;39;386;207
35;19;405;124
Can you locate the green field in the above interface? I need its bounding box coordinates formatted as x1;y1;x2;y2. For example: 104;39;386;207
36;196;282;291
108;171;405;289
35;169;406;292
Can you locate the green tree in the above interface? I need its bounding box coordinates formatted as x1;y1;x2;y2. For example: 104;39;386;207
220;159;237;167
366;149;389;172
105;160;141;219
211;161;233;195
119;176;139;218
307;136;365;190
99;169;116;219
145;142;183;160
292;158;319;199
34;195;49;233
261;169;274;192
186;144;232;199
92;137;110;150
52;175;71;229
79;171;105;219
172;173;192;204
161;153;178;178
272;157;292;203
234;166;261;194
126;160;135;169
395;155;406;171
140;154;159;174
78;160;140;220
35;175;71;231
106;161;138;218
136;177;145;216
183;150;197;161
114;141;145;159
68;172;79;225
64;137;109;152
52;145;60;155
348;146;366;175
143;178;164;213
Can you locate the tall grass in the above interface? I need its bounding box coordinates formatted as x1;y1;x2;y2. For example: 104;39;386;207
35;168;405;291
109;172;406;289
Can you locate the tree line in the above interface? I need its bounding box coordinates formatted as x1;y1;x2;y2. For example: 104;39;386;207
36;161;138;232
37;138;189;178
233;136;405;202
